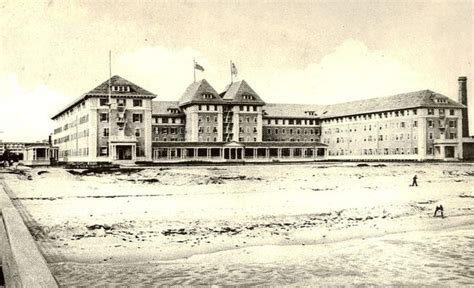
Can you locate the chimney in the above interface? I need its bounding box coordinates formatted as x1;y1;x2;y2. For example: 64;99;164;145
458;76;467;104
458;76;469;137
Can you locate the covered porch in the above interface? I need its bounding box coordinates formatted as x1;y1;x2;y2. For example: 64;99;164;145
434;139;461;160
109;135;138;162
151;141;327;162
21;145;58;166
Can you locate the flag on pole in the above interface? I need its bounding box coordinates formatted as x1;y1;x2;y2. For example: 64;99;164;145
194;62;205;72
231;62;238;77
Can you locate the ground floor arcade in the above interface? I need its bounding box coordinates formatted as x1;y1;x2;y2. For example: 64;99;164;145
152;142;327;162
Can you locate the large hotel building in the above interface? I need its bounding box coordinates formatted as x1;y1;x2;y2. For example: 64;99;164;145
51;75;472;163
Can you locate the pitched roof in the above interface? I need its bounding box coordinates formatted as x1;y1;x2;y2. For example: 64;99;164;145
178;79;225;106
152;101;184;115
52;75;156;119
318;90;464;118
85;75;156;98
263;90;464;119
263;103;321;118
221;80;265;105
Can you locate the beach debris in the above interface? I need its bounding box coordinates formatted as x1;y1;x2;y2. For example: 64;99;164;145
37;170;49;175
86;224;112;231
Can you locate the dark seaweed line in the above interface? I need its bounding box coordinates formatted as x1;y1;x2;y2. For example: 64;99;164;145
11;194;174;201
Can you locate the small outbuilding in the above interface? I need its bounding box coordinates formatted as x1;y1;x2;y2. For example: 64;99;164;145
21;144;58;166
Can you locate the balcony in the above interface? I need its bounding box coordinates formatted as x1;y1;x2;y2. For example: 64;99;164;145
109;135;137;143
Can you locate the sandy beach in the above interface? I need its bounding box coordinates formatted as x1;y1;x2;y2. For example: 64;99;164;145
1;162;473;286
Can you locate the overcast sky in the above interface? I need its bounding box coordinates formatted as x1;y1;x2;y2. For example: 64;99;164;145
0;0;472;141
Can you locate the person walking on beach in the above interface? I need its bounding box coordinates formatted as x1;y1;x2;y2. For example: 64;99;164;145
411;174;418;187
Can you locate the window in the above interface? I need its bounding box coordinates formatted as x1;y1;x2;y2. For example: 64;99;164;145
213;127;218;133
449;109;455;116
429;132;433;140
100;113;109;122
135;128;141;137
112;85;130;92
100;98;109;106
206;116;210;122
449;120;456;128
428;120;434;128
163;117;169;124
117;99;126;106
103;128;109;137
401;122;405;128
449;132;457;139
214;116;218;122
413;121;417;127
100;147;108;156
428;108;434;115
133;114;143;123
133;99;142;107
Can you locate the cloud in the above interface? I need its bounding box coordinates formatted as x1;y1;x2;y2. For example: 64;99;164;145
0;74;68;142
112;40;429;106
252;39;428;104
116;46;213;99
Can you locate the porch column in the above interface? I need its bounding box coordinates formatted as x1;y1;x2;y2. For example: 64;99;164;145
111;145;115;160
265;148;269;158
167;148;171;160
253;148;257;159
241;148;244;159
194;148;198;159
290;148;294;158
220;148;224;159
440;145;446;159
278;148;282;158
302;148;306;158
207;148;211;159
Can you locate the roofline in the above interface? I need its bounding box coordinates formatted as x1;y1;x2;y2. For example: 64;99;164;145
178;100;226;107
152;114;185;117
318;104;466;120
51;93;157;120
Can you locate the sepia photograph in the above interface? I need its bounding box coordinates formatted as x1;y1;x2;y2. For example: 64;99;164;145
0;0;473;286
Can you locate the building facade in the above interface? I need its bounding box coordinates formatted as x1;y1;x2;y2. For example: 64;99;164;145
51;75;469;163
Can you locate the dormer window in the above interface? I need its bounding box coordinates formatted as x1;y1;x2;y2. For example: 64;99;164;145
111;85;131;93
434;98;447;104
202;93;214;99
305;111;316;116
168;108;179;114
242;95;254;100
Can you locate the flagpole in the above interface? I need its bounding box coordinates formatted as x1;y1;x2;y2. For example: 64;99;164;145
193;58;196;83
108;50;112;159
230;60;233;84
